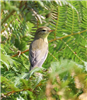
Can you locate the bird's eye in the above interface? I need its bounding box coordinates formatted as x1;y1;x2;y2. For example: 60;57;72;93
42;30;46;32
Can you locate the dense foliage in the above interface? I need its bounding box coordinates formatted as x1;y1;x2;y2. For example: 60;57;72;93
1;1;87;100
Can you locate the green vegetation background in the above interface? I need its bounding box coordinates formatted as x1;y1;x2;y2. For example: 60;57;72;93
1;1;87;100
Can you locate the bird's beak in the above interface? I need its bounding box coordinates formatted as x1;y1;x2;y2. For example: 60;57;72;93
48;30;55;32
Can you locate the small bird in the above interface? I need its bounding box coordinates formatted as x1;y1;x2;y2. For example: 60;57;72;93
29;26;54;71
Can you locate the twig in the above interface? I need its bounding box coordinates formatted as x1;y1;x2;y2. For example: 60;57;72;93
11;49;29;57
1;10;15;26
49;29;87;43
1;88;33;98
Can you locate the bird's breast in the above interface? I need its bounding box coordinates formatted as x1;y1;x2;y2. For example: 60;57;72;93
31;38;48;51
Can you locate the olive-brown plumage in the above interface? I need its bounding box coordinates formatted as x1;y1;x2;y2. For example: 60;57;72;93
29;26;54;71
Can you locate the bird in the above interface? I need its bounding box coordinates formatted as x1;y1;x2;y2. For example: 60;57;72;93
29;26;54;71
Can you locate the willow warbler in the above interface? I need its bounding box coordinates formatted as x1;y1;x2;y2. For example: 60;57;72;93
29;26;54;71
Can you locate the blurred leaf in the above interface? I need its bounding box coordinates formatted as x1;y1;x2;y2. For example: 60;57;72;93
1;53;13;69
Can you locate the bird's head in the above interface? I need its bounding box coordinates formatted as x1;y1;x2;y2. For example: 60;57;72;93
35;26;54;39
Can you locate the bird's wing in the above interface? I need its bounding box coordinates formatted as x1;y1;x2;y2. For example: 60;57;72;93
29;39;48;70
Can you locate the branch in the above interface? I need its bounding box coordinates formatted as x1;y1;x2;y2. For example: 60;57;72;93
49;29;87;43
1;10;15;26
11;49;29;57
1;88;33;99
